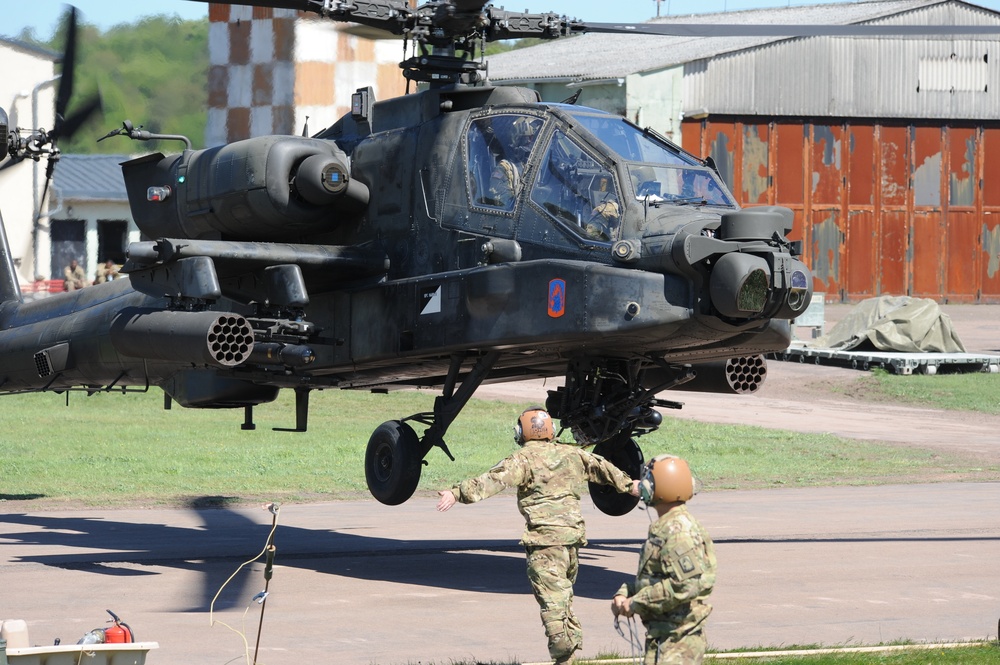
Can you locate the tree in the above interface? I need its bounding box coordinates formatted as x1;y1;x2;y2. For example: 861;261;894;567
25;9;209;154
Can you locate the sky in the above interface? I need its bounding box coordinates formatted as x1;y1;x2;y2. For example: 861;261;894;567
5;0;1000;40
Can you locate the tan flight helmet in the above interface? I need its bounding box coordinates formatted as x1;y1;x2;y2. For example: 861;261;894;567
508;116;538;160
514;407;555;445
639;454;695;506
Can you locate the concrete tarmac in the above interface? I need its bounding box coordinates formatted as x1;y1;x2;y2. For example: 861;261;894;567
2;483;998;664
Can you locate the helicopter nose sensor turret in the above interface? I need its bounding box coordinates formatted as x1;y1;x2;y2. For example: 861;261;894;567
630;205;812;323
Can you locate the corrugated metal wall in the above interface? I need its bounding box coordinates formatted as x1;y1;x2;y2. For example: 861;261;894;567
682;117;1000;303
682;3;1000;121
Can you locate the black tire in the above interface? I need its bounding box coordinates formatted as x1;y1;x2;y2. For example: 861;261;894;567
365;420;422;506
589;435;643;516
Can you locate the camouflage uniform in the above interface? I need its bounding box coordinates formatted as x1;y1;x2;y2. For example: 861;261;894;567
488;158;519;208
616;505;716;665
449;439;635;663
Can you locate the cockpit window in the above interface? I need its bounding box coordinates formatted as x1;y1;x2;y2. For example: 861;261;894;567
467;115;544;211
567;112;695;166
628;165;733;206
566;111;736;207
530;129;621;242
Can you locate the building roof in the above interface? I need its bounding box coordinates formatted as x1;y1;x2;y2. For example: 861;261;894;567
52;154;131;202
0;37;59;61
485;0;993;82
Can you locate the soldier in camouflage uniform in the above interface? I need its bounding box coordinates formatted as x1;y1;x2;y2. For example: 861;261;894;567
437;407;639;665
611;454;716;665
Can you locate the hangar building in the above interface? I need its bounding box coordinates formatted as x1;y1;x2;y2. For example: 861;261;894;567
486;0;1000;303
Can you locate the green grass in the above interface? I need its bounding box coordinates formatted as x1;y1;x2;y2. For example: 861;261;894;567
704;643;999;663
1;388;997;507
422;643;1000;664
846;369;1000;415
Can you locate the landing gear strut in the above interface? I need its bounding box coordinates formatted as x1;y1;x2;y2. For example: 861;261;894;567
364;350;500;505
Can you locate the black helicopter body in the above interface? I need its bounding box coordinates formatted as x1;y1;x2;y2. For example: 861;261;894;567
0;0;839;512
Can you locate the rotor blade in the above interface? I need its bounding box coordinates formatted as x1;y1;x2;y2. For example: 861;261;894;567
582;22;1000;37
182;0;412;36
53;93;102;142
34;173;53;227
54;6;78;123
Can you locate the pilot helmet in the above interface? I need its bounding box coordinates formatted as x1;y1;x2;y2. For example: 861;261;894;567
514;407;555;445
509;117;537;156
639;454;696;506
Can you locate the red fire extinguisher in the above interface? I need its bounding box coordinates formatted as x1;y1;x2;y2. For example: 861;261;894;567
102;610;133;644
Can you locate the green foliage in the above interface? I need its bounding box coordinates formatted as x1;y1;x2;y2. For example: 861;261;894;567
22;9;208;153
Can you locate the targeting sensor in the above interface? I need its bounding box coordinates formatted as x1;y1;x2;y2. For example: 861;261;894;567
295;154;349;204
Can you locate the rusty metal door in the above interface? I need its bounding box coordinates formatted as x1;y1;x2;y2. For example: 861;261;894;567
807;124;845;297
911;126;945;299
775;123;806;253
846;124;876;299
876;125;910;297
945;126;980;302
981;127;1000;300
682;118;998;302
742;123;770;205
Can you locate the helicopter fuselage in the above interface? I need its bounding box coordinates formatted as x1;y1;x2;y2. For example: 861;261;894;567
0;83;811;508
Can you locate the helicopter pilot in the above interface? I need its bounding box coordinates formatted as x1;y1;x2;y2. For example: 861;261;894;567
486;116;540;208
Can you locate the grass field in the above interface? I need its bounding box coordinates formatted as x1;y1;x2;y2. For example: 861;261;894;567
857;368;1000;414
702;643;999;664
453;642;1000;664
0;380;997;508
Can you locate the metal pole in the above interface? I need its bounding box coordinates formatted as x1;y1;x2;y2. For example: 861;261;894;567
30;76;60;279
252;504;280;665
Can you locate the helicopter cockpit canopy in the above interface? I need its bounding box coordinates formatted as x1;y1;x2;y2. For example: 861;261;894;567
463;105;736;245
564;108;735;208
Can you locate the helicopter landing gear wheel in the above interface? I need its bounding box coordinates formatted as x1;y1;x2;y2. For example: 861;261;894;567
365;420;422;506
588;434;644;516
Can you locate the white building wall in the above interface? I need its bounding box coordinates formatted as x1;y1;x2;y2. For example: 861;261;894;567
625;66;684;142
0;41;57;284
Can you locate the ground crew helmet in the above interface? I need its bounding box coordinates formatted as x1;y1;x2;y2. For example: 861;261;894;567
639;454;695;506
514;407;555;445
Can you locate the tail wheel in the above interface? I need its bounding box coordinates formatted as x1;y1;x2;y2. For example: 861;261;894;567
365;420;422;505
589;434;643;516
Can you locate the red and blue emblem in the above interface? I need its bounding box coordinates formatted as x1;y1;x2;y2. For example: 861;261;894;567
547;279;565;318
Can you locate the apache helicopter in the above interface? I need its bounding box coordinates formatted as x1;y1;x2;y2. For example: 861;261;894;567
1;0;859;515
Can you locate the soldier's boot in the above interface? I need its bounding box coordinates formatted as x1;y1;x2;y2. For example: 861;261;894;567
543;612;582;665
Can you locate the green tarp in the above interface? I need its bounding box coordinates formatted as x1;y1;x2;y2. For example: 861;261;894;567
809;295;966;353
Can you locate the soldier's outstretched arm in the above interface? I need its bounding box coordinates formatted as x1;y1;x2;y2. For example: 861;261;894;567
581;450;636;494
447;454;529;505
